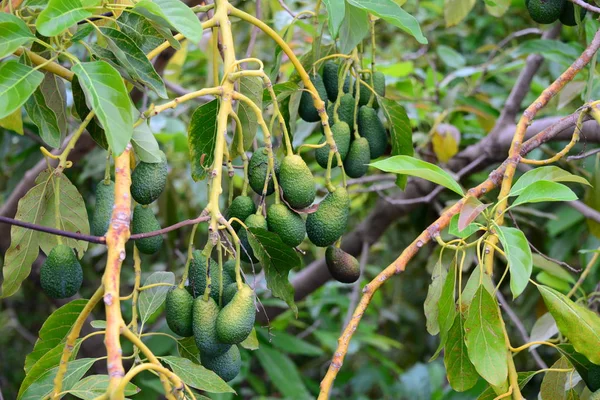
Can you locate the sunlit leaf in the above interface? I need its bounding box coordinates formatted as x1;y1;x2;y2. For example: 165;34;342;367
496;226;532;299
444;0;475;26
0;60;44;120
132;0;203;43
511;181;577;208
322;0;345;39
0;13;35;58
36;0;101;36
19;358;95;400
138;271;175;324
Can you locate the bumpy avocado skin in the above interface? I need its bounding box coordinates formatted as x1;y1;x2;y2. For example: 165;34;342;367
322;61;340;102
166;287;194;337
325;246;360;283
559;1;586;25
306;187;350;247
328;94;356;129
225;196;256;231
526;0;565;23
132;205;163;254
358;106;387;159
344;137;371;178
216;284;255;344
299;74;328;122
130;159;168;205
373;71;386;97
223;259;237;281
90;180;115;236
248;147;280;196
315;122;351;169
279;155;316;209
267;203;306;247
238;213;268;263
201;344;241;382
222;283;238;306
187;250;234;303
40;244;83;299
193;297;231;357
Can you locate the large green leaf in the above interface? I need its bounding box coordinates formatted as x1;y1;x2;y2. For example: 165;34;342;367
161;356;235;393
322;0;345;39
539;285;600;364
540;356;571;400
132;121;162;163
424;259;447;335
71;76;107;149
511;181;578;208
132;0;203;43
431;257;456;360
464;286;508;387
66;375;139;399
247;227;301;316
72;61;134;155
557;343;600;392
496;226;532;299
188;99;219;181
0;60;44;120
255;346;311;400
36;0;101;36
346;0;427;44
371;155;464;196
338;3;370;54
445;313;479;391
39;71;67;133
232;76;263;158
19;358;95;400
138;271;175;324
461;266;494;306
177;337;199;363
24;87;61;147
117;12;165;54
379;98;413;189
0;13;35;58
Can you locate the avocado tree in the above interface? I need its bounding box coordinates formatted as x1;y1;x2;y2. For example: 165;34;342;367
2;0;600;398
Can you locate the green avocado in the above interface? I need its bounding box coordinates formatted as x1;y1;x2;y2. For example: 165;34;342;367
132;205;163;254
225;196;256;231
187;250;234;303
316;122;351;169
343;137;371;178
559;1;586;25
322;61;340;102
325;246;360;283
90;180;115;236
267;203;306;247
193;297;231;357
299;74;328;122
279;155;316;209
526;0;565;23
165;287;194;337
223;259;237;281
216;284;255;344
327;93;356;128
353;72;385;108
222;282;238;306
201;344;241;382
373;71;386;98
40;244;83;299
306;187;350;247
248;147;280;196
130;158;168;205
358;106;387;159
238;213;268;263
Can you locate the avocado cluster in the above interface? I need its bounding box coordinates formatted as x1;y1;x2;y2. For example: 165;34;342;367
526;0;586;25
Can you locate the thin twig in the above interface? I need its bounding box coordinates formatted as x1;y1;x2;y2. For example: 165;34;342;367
566;147;600;161
342;241;369;330
570;0;600;14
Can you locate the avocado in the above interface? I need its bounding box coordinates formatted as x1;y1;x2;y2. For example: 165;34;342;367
327;93;356;128
343;137;370;178
225;196;256;231
322;61;348;102
216;284;255;344
131;158;168;205
165;287;194;337
299;74;328;122
316;122;351;169
559;1;586;25
187;250;234;302
193;297;231;357
353;72;384;108
279;155;316;209
373;71;386;97
248;147;280;196
40;244;83;299
238;213;268;263
267;203;306;247
90;180;114;236
325;246;360;283
201;344;241;382
526;0;565;23
306;187;350;247
358;106;387;159
223;259;237;281
222;282;238;306
132;205;163;254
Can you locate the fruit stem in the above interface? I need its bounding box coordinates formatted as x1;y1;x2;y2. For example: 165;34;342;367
229;111;250;196
179;223;199;289
129;246;142;364
366;15;376;109
201;241;215;302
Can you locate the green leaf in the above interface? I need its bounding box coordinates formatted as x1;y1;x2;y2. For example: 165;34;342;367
246;227;301;316
461;266;494;306
188;99;219;181
424;259;447;336
0;60;44;120
36;72;68;141
539;285;600;364
338;3;370;54
67;375;139;399
370;155;464;196
232;76;263;158
477;372;536;399
530;313;559;348
513;40;582;67
346;0;427;44
263;330;323;356
177;336;199;363
444;0;475;27
585;160;600;238
240;328;259;351
20;343;73;398
161;356;235;393
464;286;508;387
99;27;167;98
90;320;106;329
437;45;466;69
71;76;107;149
379;98;413;189
25;299;88;373
537;271;571;293
322;0;345;39
117;12;166;54
1;170;88;298
532;254;575;284
36;0;101;36
496;226;532;299
445;313;479;391
132;0;203;43
557;343;600;392
0;13;35;58
511;181;578;208
431;257;456;360
0;108;23;134
541;356;571;400
19;358;95;400
485;0;510;17
138;271;175;324
255;346;311;400
448;214;480;239
132;121;162;163
72;61;134;155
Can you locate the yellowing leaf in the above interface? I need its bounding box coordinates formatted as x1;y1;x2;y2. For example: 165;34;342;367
431;125;459;163
0;108;24;134
444;0;476;27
